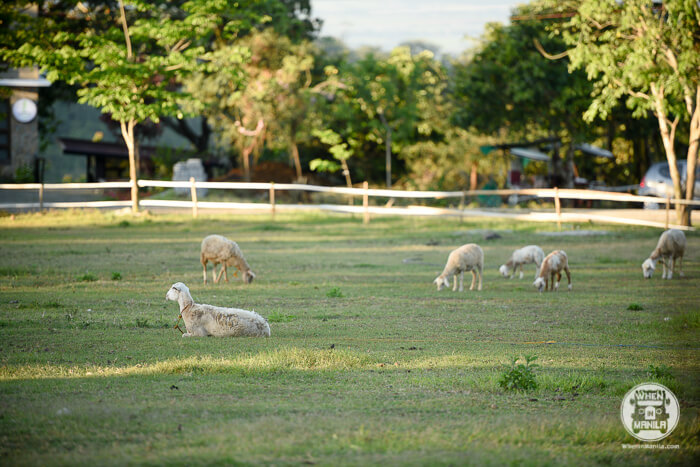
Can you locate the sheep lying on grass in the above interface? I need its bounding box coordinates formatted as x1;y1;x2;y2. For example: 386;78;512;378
166;282;270;337
533;250;572;293
433;244;483;292
201;234;256;285
642;229;686;279
499;245;545;279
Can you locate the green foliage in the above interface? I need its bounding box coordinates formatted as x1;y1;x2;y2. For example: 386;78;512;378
326;286;344;298
135;318;149;328
267;311;296;323
627;303;643;311
76;272;97;282
498;355;539;391
646;364;674;381
111;272;122;281
13;165;34;183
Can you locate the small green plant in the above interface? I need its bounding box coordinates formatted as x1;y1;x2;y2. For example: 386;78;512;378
647;364;674;380
111;272;122;281
326;287;344;298
498;355;539;391
118;220;131;228
135;318;149;328
267;311;297;323
77;272;97;282
627;303;643;311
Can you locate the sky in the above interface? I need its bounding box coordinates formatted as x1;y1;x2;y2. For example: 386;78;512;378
311;0;526;57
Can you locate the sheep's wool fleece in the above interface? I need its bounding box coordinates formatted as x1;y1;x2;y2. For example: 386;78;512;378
201;235;244;263
190;303;270;337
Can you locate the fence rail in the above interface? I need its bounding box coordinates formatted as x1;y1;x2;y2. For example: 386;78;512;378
2;179;698;230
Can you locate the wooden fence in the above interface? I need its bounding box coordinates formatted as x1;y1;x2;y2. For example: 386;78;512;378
1;179;698;230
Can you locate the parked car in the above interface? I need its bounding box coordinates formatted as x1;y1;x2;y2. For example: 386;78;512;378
639;160;700;209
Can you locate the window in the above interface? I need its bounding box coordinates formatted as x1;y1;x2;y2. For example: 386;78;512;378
0;99;9;164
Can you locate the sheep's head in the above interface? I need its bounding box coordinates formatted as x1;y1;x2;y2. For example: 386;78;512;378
641;258;656;279
244;270;256;284
533;277;545;292
498;264;510;277
433;276;449;291
166;282;189;301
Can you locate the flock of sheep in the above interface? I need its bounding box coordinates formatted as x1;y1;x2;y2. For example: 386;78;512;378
166;229;687;338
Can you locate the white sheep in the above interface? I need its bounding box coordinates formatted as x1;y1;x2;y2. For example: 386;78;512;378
642;229;686;279
533;250;572;292
499;245;545;279
201;234;256;285
166;282;270;337
433;244;483;292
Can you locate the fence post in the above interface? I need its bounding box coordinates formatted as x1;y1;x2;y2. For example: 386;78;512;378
190;177;198;218
363;181;370;224
269;182;276;219
38;183;44;212
665;196;670;229
554;187;561;230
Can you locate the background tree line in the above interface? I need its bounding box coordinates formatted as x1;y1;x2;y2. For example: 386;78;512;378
1;0;697;223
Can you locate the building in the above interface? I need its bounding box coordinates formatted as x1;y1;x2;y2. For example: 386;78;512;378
0;67;50;181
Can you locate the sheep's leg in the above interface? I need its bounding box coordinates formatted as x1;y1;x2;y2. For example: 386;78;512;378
212;264;219;283
564;266;572;291
661;257;668;279
202;261;208;284
668;257;675;280
679;255;684;278
476;265;483;291
452;275;458;291
223;264;229;283
554;271;562;291
458;271;464;292
549;272;555;291
518;264;524;280
215;265;226;284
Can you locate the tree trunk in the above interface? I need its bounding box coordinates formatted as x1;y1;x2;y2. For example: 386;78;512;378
651;83;685;225
242;145;252;182
385;126;392;188
120;119;138;213
341;159;352;188
290;141;302;181
378;111;392;188
683;126;699;227
470;161;478;191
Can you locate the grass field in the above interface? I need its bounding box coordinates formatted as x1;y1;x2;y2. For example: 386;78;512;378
0;210;698;466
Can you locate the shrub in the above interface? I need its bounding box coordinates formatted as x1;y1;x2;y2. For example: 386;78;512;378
498;355;539;391
647;364;674;380
77;272;97;282
111;272;122;281
627;303;643;311
326;287;344;298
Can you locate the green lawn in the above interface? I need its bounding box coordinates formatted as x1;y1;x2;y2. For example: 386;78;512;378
0;210;698;465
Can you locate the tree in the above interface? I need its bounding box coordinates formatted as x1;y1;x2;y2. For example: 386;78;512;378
1;1;258;212
537;0;699;225
159;0;320;158
451;16;594;188
345;47;444;187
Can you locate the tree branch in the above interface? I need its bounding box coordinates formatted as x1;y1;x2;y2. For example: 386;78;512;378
533;39;569;60
118;1;132;60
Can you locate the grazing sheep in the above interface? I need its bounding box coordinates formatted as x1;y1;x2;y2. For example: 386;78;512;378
166;282;270;337
201;234;256;285
499;245;545;279
433;244;483;292
642;229;686;279
533;250;572;292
